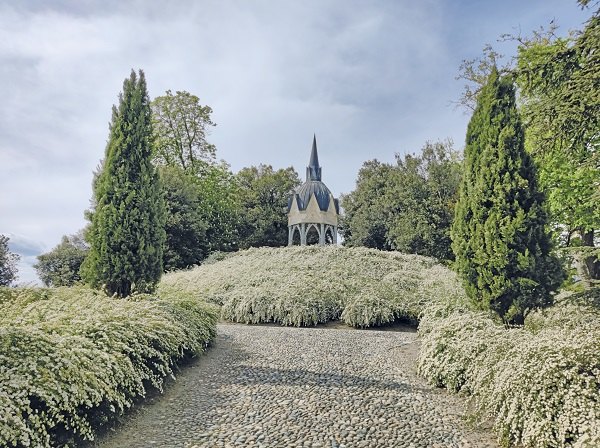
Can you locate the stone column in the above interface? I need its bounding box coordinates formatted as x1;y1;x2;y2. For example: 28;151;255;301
300;223;307;246
319;223;326;246
288;226;293;246
333;226;338;244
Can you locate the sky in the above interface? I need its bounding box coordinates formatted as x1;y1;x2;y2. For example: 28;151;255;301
0;0;594;284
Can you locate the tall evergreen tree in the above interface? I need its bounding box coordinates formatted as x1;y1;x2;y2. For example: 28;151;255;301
82;70;166;297
451;68;564;325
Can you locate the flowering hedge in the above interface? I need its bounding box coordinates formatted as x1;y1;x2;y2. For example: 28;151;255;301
160;246;464;327
161;246;599;446
0;287;218;448
417;288;600;448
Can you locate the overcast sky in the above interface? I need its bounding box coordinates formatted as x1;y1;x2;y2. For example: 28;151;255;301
0;0;593;284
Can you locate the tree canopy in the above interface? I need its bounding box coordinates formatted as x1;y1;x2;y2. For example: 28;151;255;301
0;235;19;287
236;165;301;248
341;140;461;261
150;90;240;258
151;90;216;173
516;10;599;162
515;10;600;280
160;165;209;271
35;232;88;287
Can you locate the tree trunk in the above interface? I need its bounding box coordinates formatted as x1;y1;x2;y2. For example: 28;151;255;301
582;229;600;281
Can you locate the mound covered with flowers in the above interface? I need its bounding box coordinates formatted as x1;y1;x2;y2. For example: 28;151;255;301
160;246;463;327
162;246;600;447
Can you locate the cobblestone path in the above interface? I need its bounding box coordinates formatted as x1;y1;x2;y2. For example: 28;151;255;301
93;323;497;448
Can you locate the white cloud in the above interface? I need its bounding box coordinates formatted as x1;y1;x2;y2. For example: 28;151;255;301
0;0;592;283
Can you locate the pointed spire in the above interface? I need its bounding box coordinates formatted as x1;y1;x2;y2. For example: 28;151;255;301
306;134;322;181
309;134;319;168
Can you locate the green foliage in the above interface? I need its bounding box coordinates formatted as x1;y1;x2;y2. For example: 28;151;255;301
82;70;166;297
151;90;216;173
160;246;466;327
387;142;462;261
34;233;88;287
150;89;240;254
0;286;218;447
0;235;19;287
455;10;599;282
417;289;600;447
236;164;301;249
163;159;241;257
195;162;241;253
340;140;461;261
160;166;209;270
514;11;600;281
455;44;513;111
535;150;599;237
339;160;394;250
451;68;564;324
516;11;599;165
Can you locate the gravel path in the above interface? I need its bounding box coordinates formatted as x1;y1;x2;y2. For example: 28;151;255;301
93;323;498;448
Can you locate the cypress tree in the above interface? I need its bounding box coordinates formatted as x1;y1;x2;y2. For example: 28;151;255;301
451;68;564;325
82;70;166;297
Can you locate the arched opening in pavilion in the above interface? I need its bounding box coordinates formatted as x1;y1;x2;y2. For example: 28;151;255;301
291;226;301;245
306;224;321;246
325;226;335;245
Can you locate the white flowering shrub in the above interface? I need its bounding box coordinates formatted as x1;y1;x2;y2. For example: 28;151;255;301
160;246;463;327
417;288;600;448
0;286;218;447
162;247;600;445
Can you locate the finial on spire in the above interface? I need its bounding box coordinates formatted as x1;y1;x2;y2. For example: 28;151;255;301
307;134;322;181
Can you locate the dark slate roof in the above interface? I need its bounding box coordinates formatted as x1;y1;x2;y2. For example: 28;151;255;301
287;135;339;214
289;180;333;212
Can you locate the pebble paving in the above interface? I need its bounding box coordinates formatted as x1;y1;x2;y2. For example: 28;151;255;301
93;323;498;448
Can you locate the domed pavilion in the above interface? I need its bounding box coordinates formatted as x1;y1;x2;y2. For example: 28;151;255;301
288;136;339;246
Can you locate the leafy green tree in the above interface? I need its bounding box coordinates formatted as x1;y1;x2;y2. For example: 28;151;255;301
516;9;599;163
0;235;19;286
151;90;216;173
340;160;395;250
515;10;600;281
150;90;241;255
236;165;301;248
160;166;209;270
340;141;461;260
34;232;88;287
194;162;241;253
455;6;599;282
451;68;564;325
387;142;462;260
82;70;166;297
